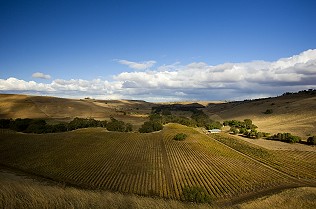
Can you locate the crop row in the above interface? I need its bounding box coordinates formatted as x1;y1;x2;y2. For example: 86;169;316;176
211;133;316;180
0;126;300;201
162;125;293;199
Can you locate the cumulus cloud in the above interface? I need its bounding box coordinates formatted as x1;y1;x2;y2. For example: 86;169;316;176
32;72;51;79
117;59;156;70
1;49;316;101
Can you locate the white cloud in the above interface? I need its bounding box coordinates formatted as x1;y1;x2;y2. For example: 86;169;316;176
32;72;51;79
117;59;156;70
0;77;54;91
1;49;316;101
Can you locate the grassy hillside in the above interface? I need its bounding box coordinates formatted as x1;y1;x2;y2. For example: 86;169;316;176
1;92;315;137
205;92;316;138
0;94;153;126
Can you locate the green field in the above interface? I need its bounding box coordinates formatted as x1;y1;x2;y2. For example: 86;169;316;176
1;124;312;202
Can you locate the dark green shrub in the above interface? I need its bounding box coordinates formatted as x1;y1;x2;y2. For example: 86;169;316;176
182;186;211;203
139;121;163;133
230;127;239;135
268;133;301;143
173;133;188;141
106;117;132;132
264;109;273;114
307;136;316;145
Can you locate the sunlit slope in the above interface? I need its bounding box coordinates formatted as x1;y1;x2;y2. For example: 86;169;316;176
0;124;297;201
206;93;316;137
0;94;153;122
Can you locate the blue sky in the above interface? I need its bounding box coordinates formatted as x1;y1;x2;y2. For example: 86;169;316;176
1;0;316;101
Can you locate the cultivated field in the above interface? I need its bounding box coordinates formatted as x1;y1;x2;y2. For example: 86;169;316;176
1;93;316;207
211;133;316;181
1;124;312;203
1;169;315;209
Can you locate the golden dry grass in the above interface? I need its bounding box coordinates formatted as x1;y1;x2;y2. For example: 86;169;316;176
1;169;315;209
0;94;153;125
239;187;316;209
206;94;316;138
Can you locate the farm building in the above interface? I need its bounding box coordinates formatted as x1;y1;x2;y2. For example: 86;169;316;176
208;129;221;133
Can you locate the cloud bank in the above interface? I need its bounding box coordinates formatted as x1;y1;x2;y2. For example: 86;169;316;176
1;50;316;101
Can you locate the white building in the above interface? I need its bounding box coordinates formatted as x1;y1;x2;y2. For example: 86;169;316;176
208;129;221;133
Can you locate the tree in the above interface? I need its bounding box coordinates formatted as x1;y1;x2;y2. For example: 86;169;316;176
247;130;258;138
269;133;301;143
25;119;47;133
182;186;211;203
139;121;163;133
173;133;188;141
239;127;247;134
205;121;222;130
264;109;273;114
106;117;127;132
230;127;239;135
0;119;12;129
307;136;316;145
10;118;33;132
255;132;263;139
125;123;133;132
244;119;252;128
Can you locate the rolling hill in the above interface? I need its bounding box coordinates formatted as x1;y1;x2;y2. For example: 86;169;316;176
1;91;315;137
0;94;153;126
205;90;316;138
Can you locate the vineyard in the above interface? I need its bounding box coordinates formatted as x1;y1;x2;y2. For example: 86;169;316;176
211;133;316;180
0;124;309;201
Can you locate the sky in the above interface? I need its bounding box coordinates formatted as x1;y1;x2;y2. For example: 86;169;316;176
1;0;316;101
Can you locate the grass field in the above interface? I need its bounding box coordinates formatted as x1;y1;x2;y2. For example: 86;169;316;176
0;124;307;203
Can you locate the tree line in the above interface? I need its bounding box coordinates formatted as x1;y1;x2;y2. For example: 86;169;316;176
139;107;222;133
0;117;132;134
224;119;316;145
224;119;269;139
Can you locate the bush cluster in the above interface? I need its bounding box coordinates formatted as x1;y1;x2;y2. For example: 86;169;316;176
182;186;211;203
224;119;269;139
106;117;132;132
139;108;222;133
173;133;188;141
264;109;273;114
268;133;301;143
307;136;316;145
139;121;163;133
